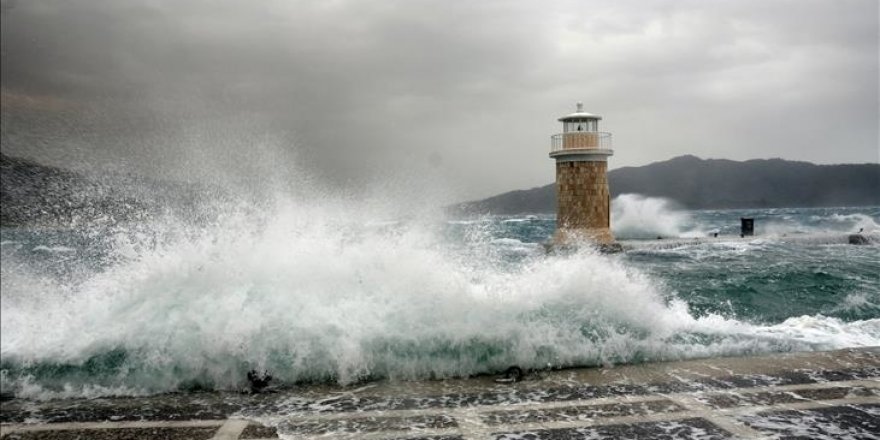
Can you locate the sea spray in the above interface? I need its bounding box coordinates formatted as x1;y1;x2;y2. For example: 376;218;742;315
2;198;692;396
2;197;880;400
611;194;702;239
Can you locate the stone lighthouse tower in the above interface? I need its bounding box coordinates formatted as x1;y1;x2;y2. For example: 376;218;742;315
550;103;615;245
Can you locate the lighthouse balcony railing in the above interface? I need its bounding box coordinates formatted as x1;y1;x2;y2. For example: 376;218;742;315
550;132;613;153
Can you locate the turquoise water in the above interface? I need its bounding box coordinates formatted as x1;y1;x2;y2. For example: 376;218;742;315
484;206;880;323
1;198;878;399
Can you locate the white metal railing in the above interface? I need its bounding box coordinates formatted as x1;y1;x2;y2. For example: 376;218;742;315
550;132;613;153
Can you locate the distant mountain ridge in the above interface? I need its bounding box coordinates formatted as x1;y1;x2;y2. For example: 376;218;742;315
3;153;878;226
454;155;880;214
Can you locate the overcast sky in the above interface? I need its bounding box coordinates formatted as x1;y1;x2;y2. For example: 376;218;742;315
1;0;878;201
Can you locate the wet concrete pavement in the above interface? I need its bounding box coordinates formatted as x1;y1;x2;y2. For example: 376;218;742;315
2;347;879;439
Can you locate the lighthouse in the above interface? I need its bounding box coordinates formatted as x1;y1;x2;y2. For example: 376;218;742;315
550;103;615;246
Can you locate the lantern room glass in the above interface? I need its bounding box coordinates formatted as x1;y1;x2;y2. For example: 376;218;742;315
563;120;597;133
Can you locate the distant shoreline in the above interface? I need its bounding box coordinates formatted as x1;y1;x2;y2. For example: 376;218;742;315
3;153;879;226
451;155;880;215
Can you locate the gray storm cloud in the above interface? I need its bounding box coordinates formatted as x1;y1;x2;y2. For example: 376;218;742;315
1;0;877;201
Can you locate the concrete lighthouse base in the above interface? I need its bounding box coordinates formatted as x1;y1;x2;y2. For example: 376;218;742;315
545;233;624;255
553;228;616;247
545;228;623;254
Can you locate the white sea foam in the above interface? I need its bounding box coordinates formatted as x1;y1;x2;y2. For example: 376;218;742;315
759;212;880;239
31;245;76;253
2;196;879;400
813;213;880;232
835;292;877;313
611;194;702;239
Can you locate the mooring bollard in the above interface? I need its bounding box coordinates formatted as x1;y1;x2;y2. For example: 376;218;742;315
741;218;754;237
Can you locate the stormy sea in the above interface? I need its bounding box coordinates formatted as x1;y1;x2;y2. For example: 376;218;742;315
1;193;878;401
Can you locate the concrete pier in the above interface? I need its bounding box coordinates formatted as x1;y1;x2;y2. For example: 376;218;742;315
2;347;879;439
618;231;876;251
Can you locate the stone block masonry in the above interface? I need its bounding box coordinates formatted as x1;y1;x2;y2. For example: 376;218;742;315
555;160;613;244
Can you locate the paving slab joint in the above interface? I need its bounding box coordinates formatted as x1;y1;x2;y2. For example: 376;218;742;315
0;419;224;435
449;408;494;440
212;419;249;440
669;394;765;439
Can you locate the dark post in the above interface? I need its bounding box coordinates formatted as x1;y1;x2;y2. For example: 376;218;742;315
741;218;754;237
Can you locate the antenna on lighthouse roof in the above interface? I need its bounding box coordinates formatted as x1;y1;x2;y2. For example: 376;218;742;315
576;102;584;112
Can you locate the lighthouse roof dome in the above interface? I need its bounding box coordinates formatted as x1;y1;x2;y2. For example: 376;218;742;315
558;102;602;121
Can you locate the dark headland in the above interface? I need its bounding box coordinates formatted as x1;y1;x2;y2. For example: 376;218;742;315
452;155;880;215
0;153;225;228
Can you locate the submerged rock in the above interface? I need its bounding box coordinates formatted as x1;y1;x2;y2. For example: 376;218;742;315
495;366;524;384
542;241;625;255
247;370;273;393
848;234;870;245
